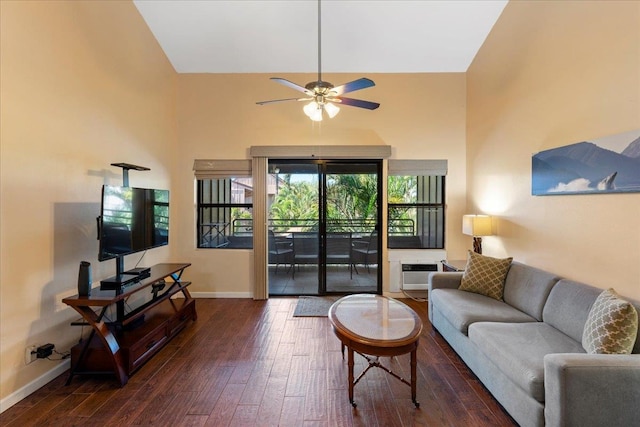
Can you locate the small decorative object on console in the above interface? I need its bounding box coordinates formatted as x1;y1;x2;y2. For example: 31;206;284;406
77;261;92;297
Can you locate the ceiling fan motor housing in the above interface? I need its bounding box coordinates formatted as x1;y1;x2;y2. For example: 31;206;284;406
305;80;334;94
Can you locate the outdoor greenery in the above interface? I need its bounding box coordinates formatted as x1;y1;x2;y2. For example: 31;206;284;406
269;179;318;221
268;174;419;233
326;174;377;224
388;176;417;203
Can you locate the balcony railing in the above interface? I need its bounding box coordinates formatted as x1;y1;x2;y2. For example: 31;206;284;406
199;217;442;249
230;218;415;236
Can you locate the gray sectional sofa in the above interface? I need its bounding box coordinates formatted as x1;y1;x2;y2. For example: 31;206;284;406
428;261;640;427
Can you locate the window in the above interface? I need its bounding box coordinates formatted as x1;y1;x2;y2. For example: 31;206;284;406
197;178;253;249
193;159;253;249
387;160;446;249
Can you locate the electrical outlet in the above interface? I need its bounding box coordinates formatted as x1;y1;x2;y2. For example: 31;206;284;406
37;343;55;358
25;345;37;365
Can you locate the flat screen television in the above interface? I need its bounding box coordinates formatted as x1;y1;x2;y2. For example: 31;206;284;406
98;185;169;262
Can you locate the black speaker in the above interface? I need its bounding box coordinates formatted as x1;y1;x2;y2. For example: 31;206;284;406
78;261;92;297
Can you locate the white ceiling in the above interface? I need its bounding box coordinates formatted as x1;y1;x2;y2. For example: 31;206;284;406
133;0;509;74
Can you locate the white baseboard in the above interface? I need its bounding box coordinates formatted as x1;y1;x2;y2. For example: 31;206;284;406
0;359;70;413
190;292;253;299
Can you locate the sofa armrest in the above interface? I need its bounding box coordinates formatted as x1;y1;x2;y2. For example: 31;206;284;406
428;272;463;291
427;272;463;323
544;353;640;427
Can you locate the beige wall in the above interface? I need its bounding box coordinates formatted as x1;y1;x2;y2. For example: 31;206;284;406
0;1;468;404
175;73;468;295
467;0;640;298
0;1;176;402
6;0;635;409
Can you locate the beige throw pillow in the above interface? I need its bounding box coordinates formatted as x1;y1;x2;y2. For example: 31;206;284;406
582;288;638;354
458;251;513;301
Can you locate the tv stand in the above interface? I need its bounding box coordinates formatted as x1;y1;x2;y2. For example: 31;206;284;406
62;263;196;386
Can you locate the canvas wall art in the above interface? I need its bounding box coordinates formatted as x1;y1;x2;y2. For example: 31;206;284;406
532;129;640;196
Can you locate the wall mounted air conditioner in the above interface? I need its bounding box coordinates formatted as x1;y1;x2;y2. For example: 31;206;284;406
401;263;438;291
387;250;445;292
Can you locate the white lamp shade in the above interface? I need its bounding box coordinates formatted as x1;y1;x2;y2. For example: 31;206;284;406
303;101;319;117
303;102;323;121
309;108;323;121
462;215;493;236
324;102;340;118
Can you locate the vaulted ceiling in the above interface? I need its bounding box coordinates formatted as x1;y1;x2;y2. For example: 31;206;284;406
133;0;509;74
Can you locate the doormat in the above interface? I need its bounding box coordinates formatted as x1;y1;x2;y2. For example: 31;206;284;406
293;296;340;317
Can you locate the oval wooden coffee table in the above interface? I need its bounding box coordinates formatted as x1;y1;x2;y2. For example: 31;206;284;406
328;294;423;408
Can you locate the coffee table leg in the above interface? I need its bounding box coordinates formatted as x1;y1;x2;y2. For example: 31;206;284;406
411;347;419;408
348;347;356;407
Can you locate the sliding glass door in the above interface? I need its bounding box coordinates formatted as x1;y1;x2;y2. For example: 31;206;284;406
267;162;319;295
324;162;381;293
267;160;381;296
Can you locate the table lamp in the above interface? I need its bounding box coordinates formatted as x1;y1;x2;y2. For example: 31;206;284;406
462;215;493;254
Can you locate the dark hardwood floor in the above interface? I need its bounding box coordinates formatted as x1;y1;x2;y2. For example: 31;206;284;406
1;298;517;426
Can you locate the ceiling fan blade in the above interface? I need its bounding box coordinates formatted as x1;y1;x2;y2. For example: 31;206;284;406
331;78;375;96
334;96;380;110
256;97;311;105
271;77;314;95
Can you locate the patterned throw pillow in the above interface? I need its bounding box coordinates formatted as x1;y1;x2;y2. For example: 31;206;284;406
582;288;638;354
458;251;513;301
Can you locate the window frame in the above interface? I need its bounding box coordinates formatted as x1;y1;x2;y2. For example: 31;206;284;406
387;160;447;250
196;174;253;249
196;178;253;249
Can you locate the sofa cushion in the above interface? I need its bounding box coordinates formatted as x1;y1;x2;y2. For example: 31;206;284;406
469;322;586;403
430;288;536;335
459;251;513;300
503;262;560;321
542;280;602;343
582;288;639;354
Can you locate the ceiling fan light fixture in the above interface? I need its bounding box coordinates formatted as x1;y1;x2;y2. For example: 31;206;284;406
324;101;340;118
303;101;315;117
303;101;323;121
303;101;319;117
310;108;323;122
256;0;378;119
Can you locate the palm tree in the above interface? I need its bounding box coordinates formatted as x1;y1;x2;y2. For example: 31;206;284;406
326;174;377;231
269;179;318;231
269;173;419;233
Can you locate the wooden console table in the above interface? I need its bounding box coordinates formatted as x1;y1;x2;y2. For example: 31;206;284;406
62;263;196;386
328;294;423;408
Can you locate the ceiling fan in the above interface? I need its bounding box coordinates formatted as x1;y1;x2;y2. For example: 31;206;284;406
256;0;380;122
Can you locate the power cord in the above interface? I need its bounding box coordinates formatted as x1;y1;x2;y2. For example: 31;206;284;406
46;349;71;361
134;250;147;268
401;289;428;302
